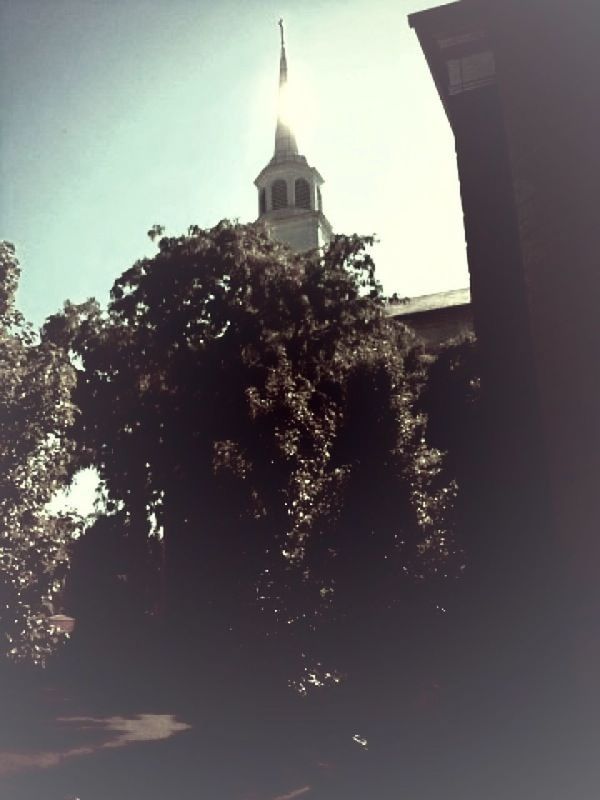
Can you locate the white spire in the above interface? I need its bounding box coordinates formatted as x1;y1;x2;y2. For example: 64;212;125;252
274;18;299;160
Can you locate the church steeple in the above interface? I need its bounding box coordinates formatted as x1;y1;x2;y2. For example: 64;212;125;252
254;20;333;253
274;18;299;160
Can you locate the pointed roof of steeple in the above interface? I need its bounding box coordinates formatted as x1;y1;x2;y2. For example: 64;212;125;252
273;19;300;162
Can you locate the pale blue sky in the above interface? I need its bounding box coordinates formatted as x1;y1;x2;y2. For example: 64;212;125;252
1;0;468;326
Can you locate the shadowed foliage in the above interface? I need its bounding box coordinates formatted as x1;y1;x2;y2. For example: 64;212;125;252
418;334;482;576
0;242;80;664
46;222;453;680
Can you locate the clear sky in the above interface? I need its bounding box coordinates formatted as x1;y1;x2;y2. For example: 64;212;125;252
1;0;468;326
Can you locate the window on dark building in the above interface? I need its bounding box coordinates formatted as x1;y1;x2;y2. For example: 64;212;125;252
317;187;323;212
259;188;266;214
271;179;288;210
295;178;311;209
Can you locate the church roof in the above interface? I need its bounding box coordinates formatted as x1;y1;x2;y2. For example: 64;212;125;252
385;287;471;317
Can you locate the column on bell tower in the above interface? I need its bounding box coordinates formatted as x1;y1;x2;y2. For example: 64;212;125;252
254;20;333;253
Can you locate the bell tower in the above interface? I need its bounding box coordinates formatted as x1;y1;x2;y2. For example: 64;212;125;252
254;20;333;252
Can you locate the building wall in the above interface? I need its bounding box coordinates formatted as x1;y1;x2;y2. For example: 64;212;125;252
486;0;600;569
263;210;331;252
410;0;600;716
486;1;600;703
389;303;474;351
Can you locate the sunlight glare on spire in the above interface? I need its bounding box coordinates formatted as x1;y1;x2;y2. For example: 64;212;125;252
278;81;292;126
278;72;315;146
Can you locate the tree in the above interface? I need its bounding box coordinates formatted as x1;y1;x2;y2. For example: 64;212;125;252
0;242;80;664
46;222;451;672
417;334;482;576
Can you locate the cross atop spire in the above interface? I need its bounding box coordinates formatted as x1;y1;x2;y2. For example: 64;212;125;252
279;17;285;49
278;18;288;87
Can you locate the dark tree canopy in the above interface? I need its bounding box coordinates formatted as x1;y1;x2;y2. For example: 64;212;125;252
418;334;483;578
47;222;452;674
0;242;79;664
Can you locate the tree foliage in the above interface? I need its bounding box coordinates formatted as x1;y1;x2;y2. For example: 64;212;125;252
0;242;79;664
418;334;482;576
47;222;451;664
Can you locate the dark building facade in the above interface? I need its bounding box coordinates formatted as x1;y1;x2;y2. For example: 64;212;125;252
409;0;600;784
